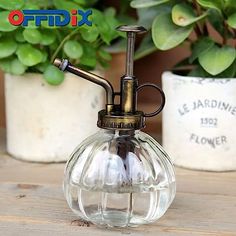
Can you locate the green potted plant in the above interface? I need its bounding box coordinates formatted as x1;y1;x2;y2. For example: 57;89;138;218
131;0;236;171
0;0;127;162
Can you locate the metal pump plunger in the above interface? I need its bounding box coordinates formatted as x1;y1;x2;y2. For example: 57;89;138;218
53;25;165;130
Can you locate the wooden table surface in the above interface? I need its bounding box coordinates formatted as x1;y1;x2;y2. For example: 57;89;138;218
0;129;236;236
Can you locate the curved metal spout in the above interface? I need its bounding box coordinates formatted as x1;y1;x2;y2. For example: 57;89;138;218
54;59;114;105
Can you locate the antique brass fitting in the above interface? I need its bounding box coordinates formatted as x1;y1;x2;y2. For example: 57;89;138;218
53;25;165;130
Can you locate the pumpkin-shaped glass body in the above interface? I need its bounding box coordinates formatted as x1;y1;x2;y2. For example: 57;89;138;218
63;130;176;228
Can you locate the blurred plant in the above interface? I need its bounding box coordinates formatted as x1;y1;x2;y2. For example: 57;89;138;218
131;0;236;78
0;0;130;85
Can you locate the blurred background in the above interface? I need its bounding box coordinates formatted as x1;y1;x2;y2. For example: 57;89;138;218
1;0;235;168
0;0;191;134
0;46;189;133
0;1;236;233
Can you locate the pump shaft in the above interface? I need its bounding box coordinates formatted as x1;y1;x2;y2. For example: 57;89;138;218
117;25;147;114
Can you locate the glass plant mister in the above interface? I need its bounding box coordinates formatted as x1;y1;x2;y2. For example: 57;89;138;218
53;25;176;228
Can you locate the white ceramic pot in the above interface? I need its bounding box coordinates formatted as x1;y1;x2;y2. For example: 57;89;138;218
5;72;104;162
162;72;236;171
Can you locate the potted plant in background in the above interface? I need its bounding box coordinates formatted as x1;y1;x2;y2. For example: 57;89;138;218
131;0;236;171
0;0;129;162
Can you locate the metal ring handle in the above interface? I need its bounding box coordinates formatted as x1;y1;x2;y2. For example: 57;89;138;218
137;83;165;117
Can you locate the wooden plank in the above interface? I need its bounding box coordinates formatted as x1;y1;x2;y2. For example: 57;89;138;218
0;154;64;185
0;183;235;236
176;167;236;197
1;128;236;235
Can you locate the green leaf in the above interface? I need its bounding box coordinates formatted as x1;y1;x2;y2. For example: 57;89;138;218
135;33;157;60
44;65;64;85
10;58;26;75
224;0;236;16
23;29;42;44
0;0;24;10
91;9;104;24
104;11;120;41
41;51;48;63
98;49;112;61
49;41;58;52
199;45;236;75
224;0;235;8
80;57;96;68
41;21;59;29
25;0;52;8
216;60;236;78
80;44;96;68
98;59;109;69
63;40;83;59
208;9;224;35
104;7;116;18
41;30;56;45
0;58;11;73
0;37;17;59
16;44;43;66
23;2;39;9
190;62;236;78
78;0;98;6
0;11;17;32
15;30;26;42
92;9;111;44
36;61;49;73
131;0;169;8
81;25;99;43
189;37;214;63
196;0;223;12
137;4;172;29
22;21;39;29
152;13;193;50
188;66;211;77
53;0;80;11
73;0;86;4
227;13;236;29
98;25;111;45
172;3;208;27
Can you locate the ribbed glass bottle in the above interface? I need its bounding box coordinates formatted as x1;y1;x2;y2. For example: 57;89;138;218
63;129;176;228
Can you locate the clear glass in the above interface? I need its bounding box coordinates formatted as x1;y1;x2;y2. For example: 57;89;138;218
63;129;176;228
